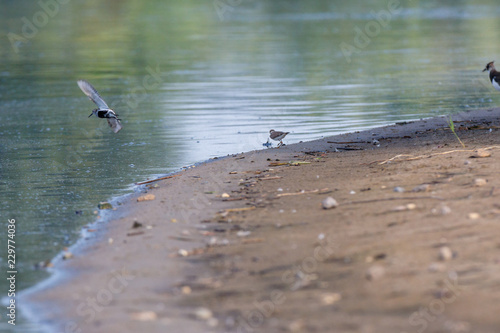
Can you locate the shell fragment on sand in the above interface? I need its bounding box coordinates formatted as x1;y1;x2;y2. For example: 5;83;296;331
137;194;156;202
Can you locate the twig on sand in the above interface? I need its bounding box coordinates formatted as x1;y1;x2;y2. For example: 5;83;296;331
258;176;282;180
372;146;500;165
223;206;256;213
277;188;329;197
327;141;367;144
242;238;265;244
135;174;181;185
222;197;248;202
345;196;444;205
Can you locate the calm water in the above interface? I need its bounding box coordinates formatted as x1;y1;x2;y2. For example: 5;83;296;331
1;0;499;331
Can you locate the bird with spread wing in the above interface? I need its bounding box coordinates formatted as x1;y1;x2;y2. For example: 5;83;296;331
77;80;122;133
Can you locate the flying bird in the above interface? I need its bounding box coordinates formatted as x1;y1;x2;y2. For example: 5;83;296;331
483;61;500;92
77;80;122;133
269;129;289;148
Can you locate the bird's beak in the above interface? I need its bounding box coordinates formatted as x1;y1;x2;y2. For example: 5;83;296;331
88;113;93;118
483;67;488;72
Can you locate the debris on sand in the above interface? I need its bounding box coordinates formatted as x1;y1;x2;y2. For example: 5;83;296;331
438;246;453;261
366;265;385;280
473;178;487;187
322;197;338;209
137;194;155;202
97;202;113;210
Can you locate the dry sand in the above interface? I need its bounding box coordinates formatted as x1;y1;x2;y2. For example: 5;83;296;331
27;108;500;333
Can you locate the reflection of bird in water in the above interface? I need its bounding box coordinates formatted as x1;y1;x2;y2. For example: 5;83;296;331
77;80;122;133
263;139;272;148
269;129;289;148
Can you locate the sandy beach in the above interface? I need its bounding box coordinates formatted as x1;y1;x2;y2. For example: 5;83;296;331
27;108;500;333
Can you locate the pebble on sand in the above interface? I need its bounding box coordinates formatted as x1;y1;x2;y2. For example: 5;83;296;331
393;186;405;193
438;246;453;261
473;178;487;187
62;252;73;260
194;307;213;320
221;193;230;198
137;194;155;202
473;149;491;158
411;184;431;192
432;204;452;215
131;311;157;321
321;292;342;305
366;265;385;280
468;212;480;220
392;203;416;212
322;197;338;209
181;286;192;294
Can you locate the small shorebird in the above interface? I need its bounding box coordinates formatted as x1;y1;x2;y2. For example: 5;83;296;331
483;61;500;91
269;129;289;148
77;80;122;133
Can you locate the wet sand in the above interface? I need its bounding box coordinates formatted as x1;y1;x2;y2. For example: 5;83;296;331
27;108;500;333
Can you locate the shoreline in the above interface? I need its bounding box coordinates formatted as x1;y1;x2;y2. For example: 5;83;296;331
25;108;500;332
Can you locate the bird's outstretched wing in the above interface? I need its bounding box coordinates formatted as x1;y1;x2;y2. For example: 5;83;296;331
107;118;122;133
77;80;110;109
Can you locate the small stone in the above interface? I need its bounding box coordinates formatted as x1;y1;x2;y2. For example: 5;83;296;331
322;197;338;209
366;265;385;280
132;221;143;228
171;218;177;223
137;194;155;202
474;149;491;158
432;204;452;215
412;184;431;192
62;252;73;260
131;311;157;321
181;286;192;294
439;246;453;261
321;293;342;305
392;203;416;212
406;203;416;210
221;193;230;198
97;202;113;209
468;212;480;220
194;307;213;320
178;249;189;257
108;238;114;244
428;262;446;272
393;186;405;193
473;178;487;187
236;231;251;237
